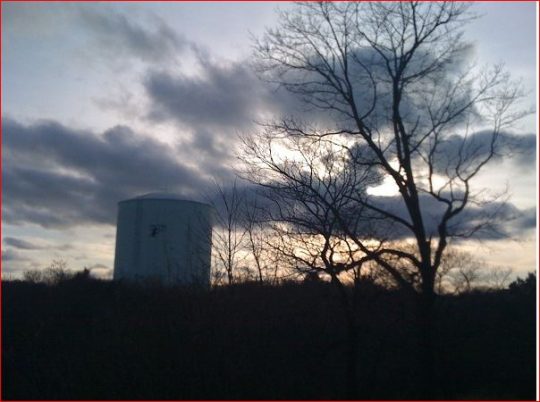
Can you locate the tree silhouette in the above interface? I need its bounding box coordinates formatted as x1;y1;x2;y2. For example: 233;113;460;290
209;180;248;285
244;2;526;397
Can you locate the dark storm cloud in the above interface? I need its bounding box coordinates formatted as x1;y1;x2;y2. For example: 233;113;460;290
181;127;236;182
3;236;74;251
3;118;212;228
234;181;533;241
499;132;537;168
78;7;186;63
429;130;536;173
145;63;271;129
1;248;35;276
143;54;303;183
144;51;331;131
144;63;258;178
1;248;39;276
507;207;536;236
143;42;535;181
365;193;535;240
143;52;336;183
4;237;44;250
370;193;528;240
2;117;533;239
2;249;30;262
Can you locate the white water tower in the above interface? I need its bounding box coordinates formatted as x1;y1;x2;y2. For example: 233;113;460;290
113;193;214;287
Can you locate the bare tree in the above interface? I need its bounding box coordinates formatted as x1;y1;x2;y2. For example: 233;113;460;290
43;258;72;285
210;180;248;285
434;250;514;293
23;269;43;283
354;246;499;295
483;265;513;291
242;133;381;397
22;259;73;285
445;251;484;294
242;198;275;284
245;2;526;397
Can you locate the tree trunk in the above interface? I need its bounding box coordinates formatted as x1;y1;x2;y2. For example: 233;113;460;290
346;320;359;400
227;268;233;285
331;276;359;399
417;277;437;399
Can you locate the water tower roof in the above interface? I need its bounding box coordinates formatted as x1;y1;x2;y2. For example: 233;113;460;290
119;192;212;208
133;192;186;200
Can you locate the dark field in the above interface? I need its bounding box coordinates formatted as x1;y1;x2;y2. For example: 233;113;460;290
2;277;536;400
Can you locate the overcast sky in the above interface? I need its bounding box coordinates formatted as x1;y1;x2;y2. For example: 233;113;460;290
2;2;537;279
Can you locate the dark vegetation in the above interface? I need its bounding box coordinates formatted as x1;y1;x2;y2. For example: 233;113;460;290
3;273;536;400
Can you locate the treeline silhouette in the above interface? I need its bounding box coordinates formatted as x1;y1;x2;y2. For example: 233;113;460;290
3;273;536;400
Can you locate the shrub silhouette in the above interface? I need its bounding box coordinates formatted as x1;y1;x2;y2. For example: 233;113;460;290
2;278;536;400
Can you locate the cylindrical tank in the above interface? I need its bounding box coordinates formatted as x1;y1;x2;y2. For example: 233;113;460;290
113;193;214;287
